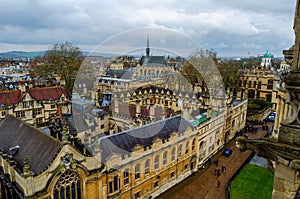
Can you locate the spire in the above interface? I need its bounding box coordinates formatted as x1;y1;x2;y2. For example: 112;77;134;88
146;35;150;57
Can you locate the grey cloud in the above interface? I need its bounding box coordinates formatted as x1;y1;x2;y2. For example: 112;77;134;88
0;0;296;56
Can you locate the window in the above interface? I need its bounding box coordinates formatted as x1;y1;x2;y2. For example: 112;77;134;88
1;111;6;117
170;171;175;178
178;144;182;158
171;147;176;161
36;118;43;124
232;120;235;127
154;181;159;188
135;164;141;180
145;159;150;175
15;111;25;118
33;108;42;116
154;155;159;170
185;141;189;154
22;101;29;108
184;164;188;170
134;191;140;199
248;90;255;98
258;81;262;89
267;80;273;89
123;169;129;186
53;170;81;199
101;124;104;129
191;139;196;151
163;151;167;165
215;131;219;140
108;176;120;194
266;94;272;102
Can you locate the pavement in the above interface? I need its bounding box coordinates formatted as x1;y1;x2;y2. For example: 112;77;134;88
156;123;269;199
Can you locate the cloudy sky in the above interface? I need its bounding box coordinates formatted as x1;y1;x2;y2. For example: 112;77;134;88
0;0;297;57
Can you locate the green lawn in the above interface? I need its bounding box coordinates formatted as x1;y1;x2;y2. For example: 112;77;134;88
229;164;274;199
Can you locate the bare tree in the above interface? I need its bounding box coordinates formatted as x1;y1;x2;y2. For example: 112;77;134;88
33;41;84;94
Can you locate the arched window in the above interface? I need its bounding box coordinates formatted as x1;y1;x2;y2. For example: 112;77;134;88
191;138;196;151
154;155;159;170
135;164;141;180
178;144;182;158
232;120;235;128
185;141;190;154
163;151;168;165
53;170;81;199
171;147;176;161
145;159;150;175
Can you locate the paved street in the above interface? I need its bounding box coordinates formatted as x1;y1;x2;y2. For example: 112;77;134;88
157;123;269;199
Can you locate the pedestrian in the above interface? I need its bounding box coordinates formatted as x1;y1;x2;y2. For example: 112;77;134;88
223;166;226;174
217;180;220;188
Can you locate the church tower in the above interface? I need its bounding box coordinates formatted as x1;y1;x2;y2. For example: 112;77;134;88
260;50;272;69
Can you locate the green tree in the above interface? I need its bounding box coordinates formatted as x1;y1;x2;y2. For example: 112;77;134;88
33;41;84;94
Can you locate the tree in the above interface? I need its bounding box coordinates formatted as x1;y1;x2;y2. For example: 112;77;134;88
180;49;224;95
33;41;84;94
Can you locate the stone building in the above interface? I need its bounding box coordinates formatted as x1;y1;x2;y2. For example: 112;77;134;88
0;97;247;199
236;54;280;110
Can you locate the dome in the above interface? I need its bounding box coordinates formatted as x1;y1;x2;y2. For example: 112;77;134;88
263;51;272;58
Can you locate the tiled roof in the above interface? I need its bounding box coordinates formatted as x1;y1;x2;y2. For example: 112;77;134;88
28;86;69;101
0;116;61;174
0;90;25;105
98;115;193;162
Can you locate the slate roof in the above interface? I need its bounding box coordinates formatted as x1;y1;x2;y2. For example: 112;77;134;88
140;55;167;66
105;69;133;79
0;116;61;175
98;115;193;162
0;90;26;105
28;86;69;101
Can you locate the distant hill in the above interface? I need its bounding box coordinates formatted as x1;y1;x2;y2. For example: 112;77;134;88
0;51;46;59
0;50;119;60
